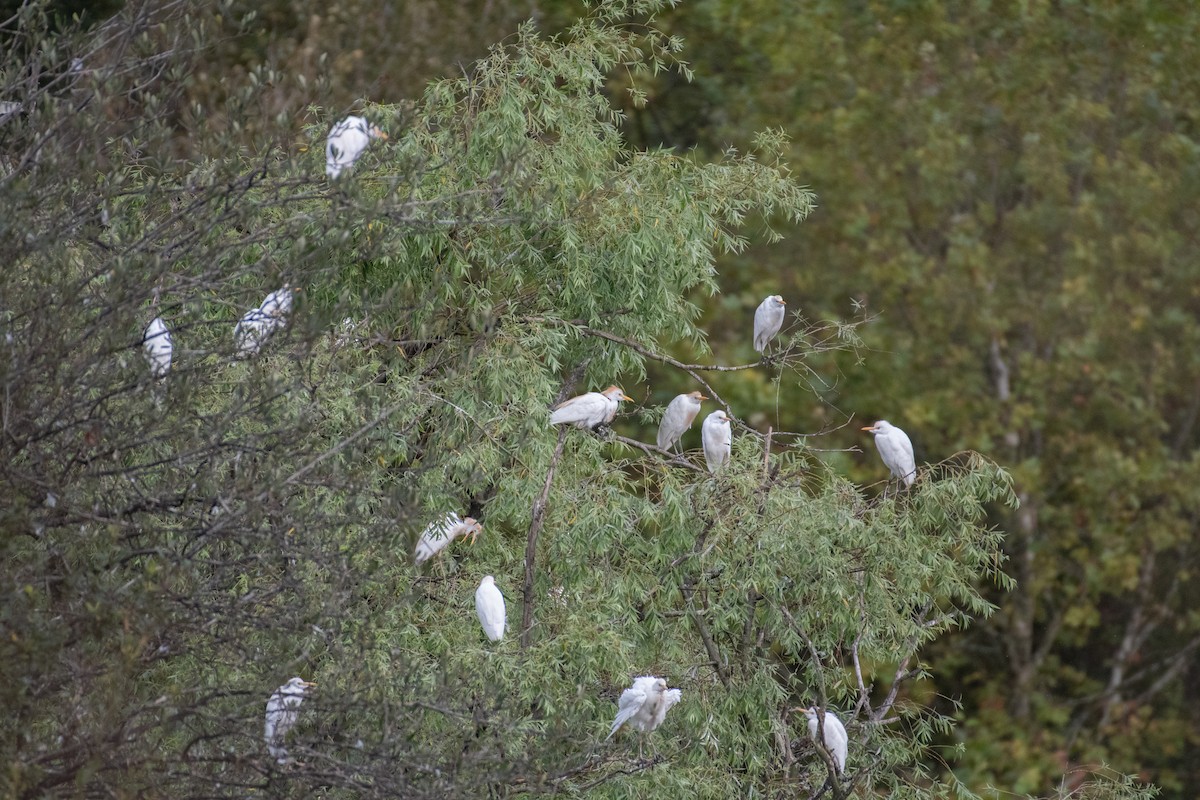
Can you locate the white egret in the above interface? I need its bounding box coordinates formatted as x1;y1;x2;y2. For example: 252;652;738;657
701;410;732;473
607;676;682;758
656;391;706;452
753;294;787;353
862;420;916;488
796;706;848;774
234;287;296;358
264;677;316;765
325;115;387;180
549;385;632;430
414;513;482;565
474;575;506;642
142;317;172;379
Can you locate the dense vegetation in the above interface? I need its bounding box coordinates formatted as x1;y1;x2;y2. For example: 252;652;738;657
0;0;1190;798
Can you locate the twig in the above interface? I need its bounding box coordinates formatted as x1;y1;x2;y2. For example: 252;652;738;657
521;427;567;650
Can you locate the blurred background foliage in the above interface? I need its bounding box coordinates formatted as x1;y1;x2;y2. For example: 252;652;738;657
3;0;1197;796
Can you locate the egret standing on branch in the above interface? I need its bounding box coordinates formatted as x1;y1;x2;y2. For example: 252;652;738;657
607;676;682;759
862;420;916;489
753;294;787;353
414;513;482;565
474;575;506;642
701;410;732;473
264;677;316;765
657;391;706;452
142;317;172;379
325;115;387;180
549;385;632;430
234;287;297;358
794;706;848;774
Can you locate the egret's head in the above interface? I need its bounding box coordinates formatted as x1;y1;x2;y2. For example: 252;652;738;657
602;385;634;402
368;123;388;141
480;575;495;587
285;677;316;693
463;517;482;544
654;678;668;692
788;705;817;720
769;295;786;307
686;391;708;402
709;410;730;425
861;420;890;435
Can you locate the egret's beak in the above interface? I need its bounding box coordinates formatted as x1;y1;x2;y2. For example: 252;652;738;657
698;394;708;400
469;526;481;545
780;300;787;305
303;681;317;688
621;394;634;402
861;425;877;432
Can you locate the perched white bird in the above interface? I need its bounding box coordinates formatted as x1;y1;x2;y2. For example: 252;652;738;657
753;294;787;353
474;575;506;642
264;676;315;765
549;385;632;429
701;410;732;473
798;706;848;774
607;676;681;758
234;287;296;358
657;391;706;452
862;420;916;488
414;513;482;565
325;115;387;179
142;317;172;379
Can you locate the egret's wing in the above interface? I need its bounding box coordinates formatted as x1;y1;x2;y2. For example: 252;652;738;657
657;395;689;450
607;684;649;739
259;288;293;317
475;583;507;642
825;714;849;772
549;393;603;426
143;318;173;377
662;688;682;712
414;514;461;564
753;301;783;352
877;433;916;484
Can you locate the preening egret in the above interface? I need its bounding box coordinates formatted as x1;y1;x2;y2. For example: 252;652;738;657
414;513;482;565
796;706;848;774
549;385;632;429
753;295;787;353
142;317;172;379
701;410;732;473
607;676;682;759
475;575;506;642
264;677;315;765
234;287;296;358
657;391;706;452
326;115;387;179
862;420;916;488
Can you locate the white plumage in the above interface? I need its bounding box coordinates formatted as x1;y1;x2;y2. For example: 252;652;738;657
414;513;482;565
234;287;295;358
862;420;916;488
657;391;706;451
753;294;787;353
701;410;732;473
142;317;172;379
326;115;387;180
607;676;681;758
549;385;632;429
264;676;315;765
474;575;506;642
802;707;848;774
